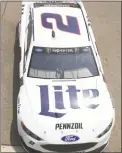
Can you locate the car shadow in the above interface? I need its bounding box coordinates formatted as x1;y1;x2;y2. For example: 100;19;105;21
10;23;23;150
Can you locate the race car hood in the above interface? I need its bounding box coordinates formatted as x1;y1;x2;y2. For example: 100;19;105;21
20;76;114;143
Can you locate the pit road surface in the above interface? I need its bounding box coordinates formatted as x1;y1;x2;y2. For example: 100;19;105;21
1;1;121;152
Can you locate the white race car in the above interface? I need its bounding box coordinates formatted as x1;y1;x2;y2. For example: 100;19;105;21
17;1;115;152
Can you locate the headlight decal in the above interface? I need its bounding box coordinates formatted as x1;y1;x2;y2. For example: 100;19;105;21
97;119;113;138
21;121;43;141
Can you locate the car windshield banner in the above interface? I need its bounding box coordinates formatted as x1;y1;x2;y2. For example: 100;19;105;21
33;46;91;54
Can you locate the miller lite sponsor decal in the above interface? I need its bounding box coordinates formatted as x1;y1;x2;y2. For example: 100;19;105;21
38;85;99;118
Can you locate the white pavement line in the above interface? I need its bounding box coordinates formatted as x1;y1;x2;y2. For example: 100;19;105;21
1;145;26;152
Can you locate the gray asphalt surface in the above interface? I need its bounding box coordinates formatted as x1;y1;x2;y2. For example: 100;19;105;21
1;1;121;152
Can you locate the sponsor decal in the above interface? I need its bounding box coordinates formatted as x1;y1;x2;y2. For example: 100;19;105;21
34;46;91;54
34;2;79;8
29;141;35;145
55;123;83;130
111;99;115;108
61;135;80;142
35;48;43;52
38;85;99;118
17;97;21;114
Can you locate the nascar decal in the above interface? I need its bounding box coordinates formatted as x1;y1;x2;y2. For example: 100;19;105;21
38;85;99;118
55;123;83;130
41;13;80;35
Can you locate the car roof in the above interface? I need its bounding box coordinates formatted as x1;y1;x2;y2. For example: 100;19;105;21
33;3;90;47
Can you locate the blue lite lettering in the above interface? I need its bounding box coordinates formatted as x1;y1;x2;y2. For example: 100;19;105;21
39;85;80;118
39;85;99;118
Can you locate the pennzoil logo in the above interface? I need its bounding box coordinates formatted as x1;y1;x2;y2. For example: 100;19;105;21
55;123;83;130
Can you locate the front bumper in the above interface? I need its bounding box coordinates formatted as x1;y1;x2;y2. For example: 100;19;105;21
18;109;115;153
20;134;109;153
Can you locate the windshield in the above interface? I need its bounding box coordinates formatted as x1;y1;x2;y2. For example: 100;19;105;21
27;46;99;79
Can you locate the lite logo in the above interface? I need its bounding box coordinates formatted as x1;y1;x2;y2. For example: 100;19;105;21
39;85;99;118
41;13;80;35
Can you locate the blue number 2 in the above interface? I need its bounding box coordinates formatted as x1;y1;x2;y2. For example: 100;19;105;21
41;13;80;35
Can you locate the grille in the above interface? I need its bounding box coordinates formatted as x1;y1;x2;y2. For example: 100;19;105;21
20;137;41;153
42;143;97;152
89;142;108;153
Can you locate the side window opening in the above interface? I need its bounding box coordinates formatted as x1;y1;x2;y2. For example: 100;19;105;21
26;12;33;58
23;11;32;73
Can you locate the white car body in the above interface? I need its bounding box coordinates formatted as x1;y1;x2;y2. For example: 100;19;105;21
17;1;115;153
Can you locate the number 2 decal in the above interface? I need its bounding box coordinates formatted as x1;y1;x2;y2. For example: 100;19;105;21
41;13;80;35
